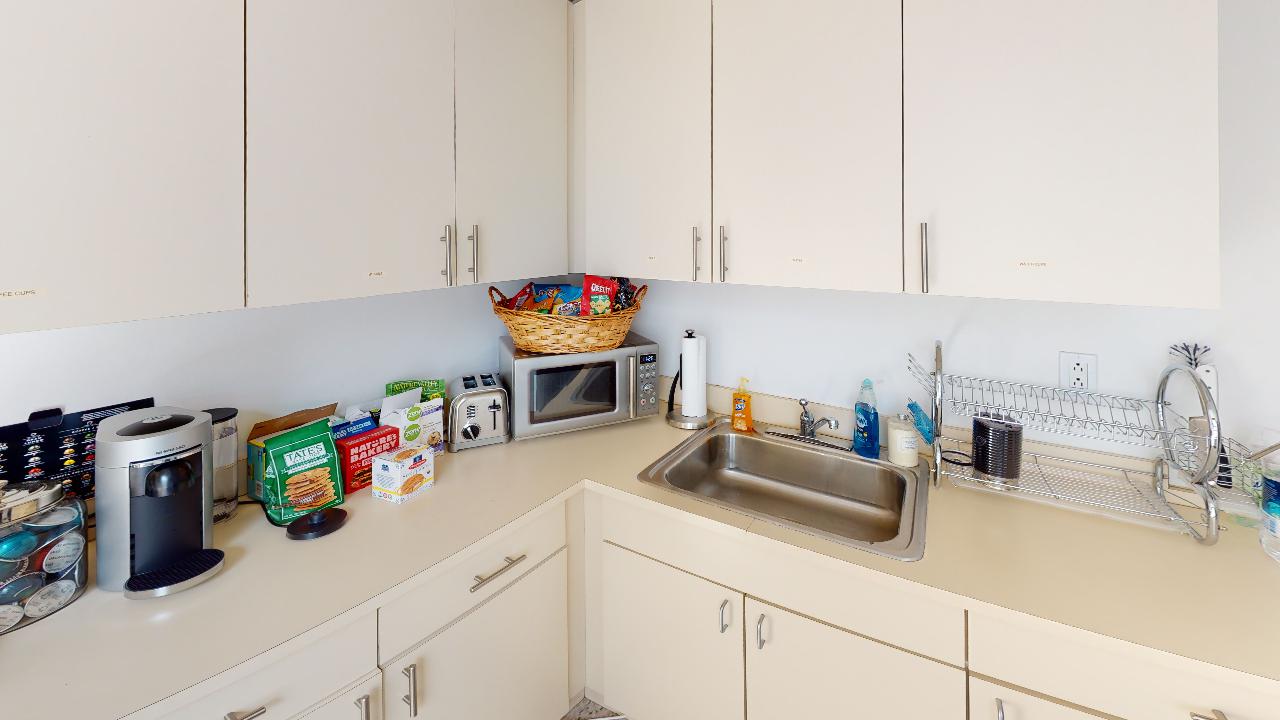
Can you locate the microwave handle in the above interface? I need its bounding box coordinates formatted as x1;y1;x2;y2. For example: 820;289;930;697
628;355;637;419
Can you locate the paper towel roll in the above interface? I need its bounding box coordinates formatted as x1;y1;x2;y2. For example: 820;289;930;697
681;331;708;418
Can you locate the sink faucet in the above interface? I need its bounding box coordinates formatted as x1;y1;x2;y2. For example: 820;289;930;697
798;399;839;438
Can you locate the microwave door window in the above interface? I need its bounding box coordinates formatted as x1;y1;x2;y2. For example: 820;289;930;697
532;363;618;422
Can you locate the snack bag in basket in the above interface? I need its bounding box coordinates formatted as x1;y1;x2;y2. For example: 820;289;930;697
580;275;619;316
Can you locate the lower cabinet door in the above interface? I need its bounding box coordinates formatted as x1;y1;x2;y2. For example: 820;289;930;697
599;542;744;720
745;597;966;720
302;671;383;720
969;679;1097;720
382;550;569;720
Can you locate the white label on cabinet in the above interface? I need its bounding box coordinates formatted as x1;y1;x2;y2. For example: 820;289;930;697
1017;261;1050;269
0;289;39;299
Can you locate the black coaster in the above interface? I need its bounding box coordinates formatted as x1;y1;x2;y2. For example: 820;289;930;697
287;508;348;541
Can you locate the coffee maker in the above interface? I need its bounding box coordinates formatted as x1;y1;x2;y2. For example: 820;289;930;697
94;407;224;598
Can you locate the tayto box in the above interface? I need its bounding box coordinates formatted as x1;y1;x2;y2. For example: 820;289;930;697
335;425;400;494
371;445;435;504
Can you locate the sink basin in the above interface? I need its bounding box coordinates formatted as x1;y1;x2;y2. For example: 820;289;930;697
639;419;928;560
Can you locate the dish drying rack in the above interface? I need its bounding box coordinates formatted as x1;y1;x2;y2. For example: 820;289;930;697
908;342;1267;545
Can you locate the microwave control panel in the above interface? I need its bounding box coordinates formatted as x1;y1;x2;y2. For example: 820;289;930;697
637;352;660;415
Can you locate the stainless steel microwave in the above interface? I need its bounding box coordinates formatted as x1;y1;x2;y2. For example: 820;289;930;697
499;333;661;440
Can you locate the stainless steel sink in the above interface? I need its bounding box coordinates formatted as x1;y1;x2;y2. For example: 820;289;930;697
639;419;928;560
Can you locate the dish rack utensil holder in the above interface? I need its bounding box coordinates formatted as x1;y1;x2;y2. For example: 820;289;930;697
909;342;1264;545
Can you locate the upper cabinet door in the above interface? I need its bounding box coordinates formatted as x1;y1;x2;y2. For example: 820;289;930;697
247;0;455;308
583;0;712;282
456;0;568;286
0;2;243;334
904;0;1220;307
713;0;902;292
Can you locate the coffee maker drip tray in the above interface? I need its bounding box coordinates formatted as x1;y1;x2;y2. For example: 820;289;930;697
123;548;224;599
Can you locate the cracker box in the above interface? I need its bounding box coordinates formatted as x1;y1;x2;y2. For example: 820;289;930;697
371;445;435;504
386;379;447;403
381;397;445;454
335;425;400;494
330;414;376;441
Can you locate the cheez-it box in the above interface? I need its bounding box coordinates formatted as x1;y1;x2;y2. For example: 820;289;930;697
335;425;401;493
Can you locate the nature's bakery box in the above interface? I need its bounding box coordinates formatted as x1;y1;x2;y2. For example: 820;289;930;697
335;425;400;493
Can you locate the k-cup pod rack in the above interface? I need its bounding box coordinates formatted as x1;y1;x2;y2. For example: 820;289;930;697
908;342;1265;545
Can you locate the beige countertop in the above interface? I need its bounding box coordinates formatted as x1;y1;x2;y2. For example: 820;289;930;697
6;412;1279;719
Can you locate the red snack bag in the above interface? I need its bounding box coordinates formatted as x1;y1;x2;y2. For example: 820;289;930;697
335;425;401;493
502;282;535;310
580;275;620;316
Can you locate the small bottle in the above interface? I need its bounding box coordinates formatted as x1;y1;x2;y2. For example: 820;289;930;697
1261;457;1280;563
887;413;919;467
731;377;754;432
852;379;880;460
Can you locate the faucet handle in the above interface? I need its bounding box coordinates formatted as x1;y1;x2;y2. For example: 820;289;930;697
798;398;809;409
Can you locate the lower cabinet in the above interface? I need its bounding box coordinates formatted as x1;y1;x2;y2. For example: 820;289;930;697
382;550;569;720
599;542;745;720
745;597;965;720
300;671;384;720
968;679;1094;720
598;541;965;720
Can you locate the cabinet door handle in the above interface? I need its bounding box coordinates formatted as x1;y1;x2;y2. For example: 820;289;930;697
718;225;727;282
467;224;479;282
718;599;730;633
995;698;1005;720
470;554;527;593
402;664;419;718
353;694;371;720
441;225;453;285
920;222;930;294
755;613;766;650
691;226;701;281
224;709;267;720
1191;712;1229;720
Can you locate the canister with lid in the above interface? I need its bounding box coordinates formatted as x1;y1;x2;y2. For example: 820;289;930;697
0;482;88;634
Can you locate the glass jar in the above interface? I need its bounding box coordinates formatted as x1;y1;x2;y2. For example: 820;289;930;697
207;408;240;523
0;483;88;634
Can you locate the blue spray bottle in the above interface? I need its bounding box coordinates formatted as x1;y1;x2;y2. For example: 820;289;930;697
853;379;880;459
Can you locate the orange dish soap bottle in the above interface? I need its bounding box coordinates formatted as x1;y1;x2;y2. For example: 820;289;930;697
731;378;754;432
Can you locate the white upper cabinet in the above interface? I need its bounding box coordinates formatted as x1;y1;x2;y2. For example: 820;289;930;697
582;0;712;282
713;0;903;292
456;0;569;286
0;2;244;334
247;0;455;308
903;0;1220;307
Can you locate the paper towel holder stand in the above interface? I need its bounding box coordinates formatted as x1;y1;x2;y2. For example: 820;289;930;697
666;330;716;430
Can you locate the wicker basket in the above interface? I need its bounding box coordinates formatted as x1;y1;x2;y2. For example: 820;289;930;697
489;284;648;354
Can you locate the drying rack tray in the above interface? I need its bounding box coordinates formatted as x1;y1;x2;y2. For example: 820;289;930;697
938;440;1205;536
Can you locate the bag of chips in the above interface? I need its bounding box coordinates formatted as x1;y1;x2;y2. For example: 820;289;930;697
581;275;619;316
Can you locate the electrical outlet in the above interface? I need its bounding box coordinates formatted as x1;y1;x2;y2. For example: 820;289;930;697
1059;352;1098;390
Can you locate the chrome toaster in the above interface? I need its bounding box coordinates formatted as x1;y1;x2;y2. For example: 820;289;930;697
447;373;509;452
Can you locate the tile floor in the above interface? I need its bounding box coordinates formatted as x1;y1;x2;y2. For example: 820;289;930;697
560;697;624;720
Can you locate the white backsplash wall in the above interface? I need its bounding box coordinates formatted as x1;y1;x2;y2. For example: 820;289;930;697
631;0;1280;445
0;284;508;429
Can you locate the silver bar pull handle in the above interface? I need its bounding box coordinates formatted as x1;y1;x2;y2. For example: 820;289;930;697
691;226;701;281
470;554;528;593
920;222;930;293
755;614;766;650
468;225;479;282
718;599;730;633
718;225;727;282
353;695;371;720
995;698;1005;720
225;708;267;720
441;225;453;285
628;355;637;419
1190;712;1229;720
402;664;419;717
